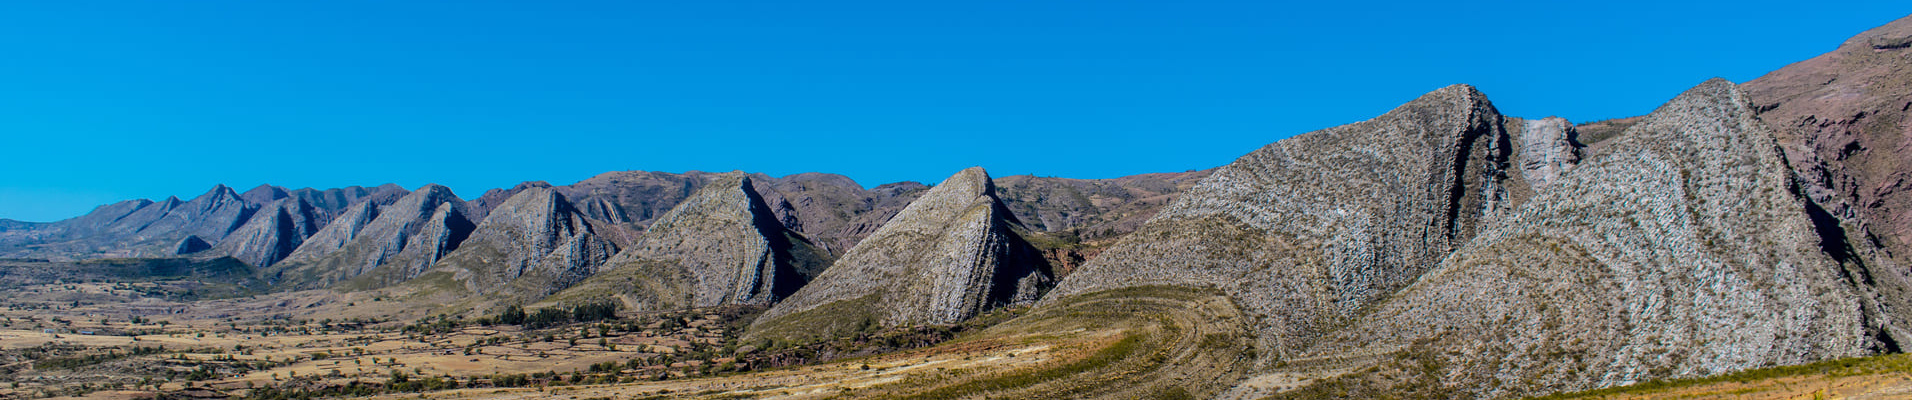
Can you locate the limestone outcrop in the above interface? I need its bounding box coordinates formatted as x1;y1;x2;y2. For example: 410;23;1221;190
266;184;474;289
546;173;830;311
751;167;1053;340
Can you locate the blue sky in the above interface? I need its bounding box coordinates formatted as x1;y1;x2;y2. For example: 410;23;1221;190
0;1;1905;222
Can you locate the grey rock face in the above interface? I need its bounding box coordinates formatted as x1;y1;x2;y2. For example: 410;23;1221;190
426;187;618;301
993;171;1212;242
210;197;326;267
553;171;722;229
749;174;929;256
0;183;406;261
469;181;555;221
135;185;260;243
1289;79;1902;398
752;167;1053;338
1049;84;1515;353
1516;116;1581;188
266;184;474;289
551;173;830;311
281;200;380;263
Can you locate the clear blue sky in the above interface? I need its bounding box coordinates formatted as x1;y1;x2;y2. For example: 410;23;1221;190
1;1;1905;222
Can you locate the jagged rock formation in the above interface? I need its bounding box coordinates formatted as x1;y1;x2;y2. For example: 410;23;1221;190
992;170;1213;275
1050;84;1516;353
265;184;474;289
1515;116;1581;188
1745;15;1912;268
209;197;327;267
1265;79;1909;399
0;183;407;261
417;187;620;301
551;171;724;229
994;171;1211;241
751;167;1053;340
468;181;554;221
136;185;259;243
547;173;831;311
0;186;259;259
748;173;930;255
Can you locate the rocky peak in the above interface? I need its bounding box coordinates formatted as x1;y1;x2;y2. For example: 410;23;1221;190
1276;78;1912;398
1046;83;1514;353
240;184;291;206
137;184;259;243
750;167;1053;340
550;173;831;311
418;186;618;301
211;197;326;267
264;184;473;289
470;181;555;220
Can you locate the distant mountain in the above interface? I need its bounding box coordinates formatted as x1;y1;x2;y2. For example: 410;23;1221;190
545;173;831;311
750;167;1053;341
409;186;623;305
0;184;406;261
208;196;327;268
263;184;472;289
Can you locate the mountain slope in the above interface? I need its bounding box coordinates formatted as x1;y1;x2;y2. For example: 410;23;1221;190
750;167;1053;340
1049;84;1518;354
1236;79;1904;399
264;184;474;289
207;196;327;267
1744;14;1912;268
544;173;831;311
410;187;622;305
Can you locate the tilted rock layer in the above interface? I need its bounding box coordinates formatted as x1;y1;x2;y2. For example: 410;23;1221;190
265;184;474;289
423;187;619;301
1051;84;1517;350
1291;79;1904;399
752;167;1053;339
548;173;830;311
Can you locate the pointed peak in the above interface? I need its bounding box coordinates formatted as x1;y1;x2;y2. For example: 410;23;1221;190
240;184;291;205
1660;78;1746;112
509;181;554;191
937;166;995;196
197;184;241;200
411;184;460;200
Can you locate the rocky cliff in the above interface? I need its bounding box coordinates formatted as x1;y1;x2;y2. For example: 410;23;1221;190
1049;84;1516;352
1256;79;1911;399
208;197;327;267
417;187;620;302
545;173;831;311
0;183;407;262
750;167;1053;340
265;184;474;289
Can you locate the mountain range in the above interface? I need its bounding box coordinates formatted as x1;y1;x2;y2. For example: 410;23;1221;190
3;13;1910;400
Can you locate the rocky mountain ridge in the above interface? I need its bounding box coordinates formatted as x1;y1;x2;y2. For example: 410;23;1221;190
750;167;1054;340
544;173;832;312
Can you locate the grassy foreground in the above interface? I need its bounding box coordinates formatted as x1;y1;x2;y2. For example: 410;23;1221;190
1525;353;1912;400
